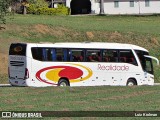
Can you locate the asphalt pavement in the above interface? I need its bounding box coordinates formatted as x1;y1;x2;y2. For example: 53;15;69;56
0;83;160;87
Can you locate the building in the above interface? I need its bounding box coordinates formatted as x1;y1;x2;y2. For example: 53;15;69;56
64;0;160;15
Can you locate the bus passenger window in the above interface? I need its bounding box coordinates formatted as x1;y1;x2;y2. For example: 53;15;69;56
57;55;63;61
31;47;43;61
119;50;137;65
56;49;64;61
86;50;101;62
70;49;84;62
103;50;118;62
42;48;55;61
50;49;56;61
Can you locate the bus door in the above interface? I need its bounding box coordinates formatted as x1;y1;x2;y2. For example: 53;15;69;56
143;55;159;85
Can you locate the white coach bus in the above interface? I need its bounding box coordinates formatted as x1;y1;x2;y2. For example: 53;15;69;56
8;42;159;87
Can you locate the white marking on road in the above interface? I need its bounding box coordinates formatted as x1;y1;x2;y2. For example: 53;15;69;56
0;84;11;87
154;83;160;86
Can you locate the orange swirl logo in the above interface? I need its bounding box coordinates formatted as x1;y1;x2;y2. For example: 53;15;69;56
36;64;93;85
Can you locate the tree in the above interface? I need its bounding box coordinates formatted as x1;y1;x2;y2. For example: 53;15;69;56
21;0;29;15
0;0;9;25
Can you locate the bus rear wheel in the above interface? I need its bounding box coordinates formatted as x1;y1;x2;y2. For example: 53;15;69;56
127;79;137;86
58;79;69;87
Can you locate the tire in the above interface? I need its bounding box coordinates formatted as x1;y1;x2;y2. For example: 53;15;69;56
58;79;69;87
126;79;137;86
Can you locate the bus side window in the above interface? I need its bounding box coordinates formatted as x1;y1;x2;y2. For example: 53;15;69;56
31;48;38;60
70;49;84;62
51;49;56;61
42;48;54;61
63;49;69;61
47;49;54;61
119;50;137;65
31;47;43;61
86;50;101;62
56;49;63;61
103;50;118;62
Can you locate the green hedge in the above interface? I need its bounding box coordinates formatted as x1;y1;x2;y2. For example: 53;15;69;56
27;4;70;15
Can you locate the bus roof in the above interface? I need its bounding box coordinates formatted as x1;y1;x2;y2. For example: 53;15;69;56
15;42;148;52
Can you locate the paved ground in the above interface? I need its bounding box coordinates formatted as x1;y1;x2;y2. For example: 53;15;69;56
0;84;11;87
0;83;160;87
154;83;160;86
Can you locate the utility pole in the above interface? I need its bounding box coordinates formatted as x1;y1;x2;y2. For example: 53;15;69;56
99;0;104;15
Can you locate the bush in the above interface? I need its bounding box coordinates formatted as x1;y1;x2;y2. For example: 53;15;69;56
29;0;48;8
27;0;48;14
27;4;37;14
27;4;70;15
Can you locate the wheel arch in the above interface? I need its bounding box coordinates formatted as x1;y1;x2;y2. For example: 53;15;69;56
127;77;137;85
58;77;70;86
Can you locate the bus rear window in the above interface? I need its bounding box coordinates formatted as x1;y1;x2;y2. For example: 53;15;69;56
9;43;26;56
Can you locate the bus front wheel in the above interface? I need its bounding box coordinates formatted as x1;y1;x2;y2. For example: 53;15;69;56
126;79;137;86
58;79;69;87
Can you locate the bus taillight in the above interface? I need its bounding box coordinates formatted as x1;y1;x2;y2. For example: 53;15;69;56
24;68;29;79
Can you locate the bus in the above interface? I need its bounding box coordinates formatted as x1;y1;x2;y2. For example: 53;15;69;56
8;42;159;87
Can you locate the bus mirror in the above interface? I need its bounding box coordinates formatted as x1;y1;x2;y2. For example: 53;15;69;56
144;55;159;66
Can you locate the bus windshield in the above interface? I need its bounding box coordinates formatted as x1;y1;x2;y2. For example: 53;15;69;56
135;50;153;74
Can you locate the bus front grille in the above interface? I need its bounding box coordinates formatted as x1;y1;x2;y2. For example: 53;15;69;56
10;61;24;66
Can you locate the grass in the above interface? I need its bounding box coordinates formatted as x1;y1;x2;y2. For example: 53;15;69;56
2;14;160;44
1;86;160;111
0;14;160;119
5;15;160;37
0;86;160;119
0;74;8;84
3;14;160;51
0;14;160;83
